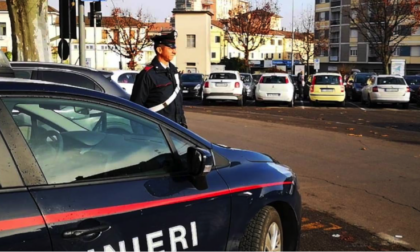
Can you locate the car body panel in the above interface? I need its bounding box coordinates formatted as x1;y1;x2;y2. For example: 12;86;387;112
403;75;420;102
181;73;204;99
111;70;139;95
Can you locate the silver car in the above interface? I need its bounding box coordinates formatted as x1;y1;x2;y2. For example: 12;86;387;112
240;73;254;100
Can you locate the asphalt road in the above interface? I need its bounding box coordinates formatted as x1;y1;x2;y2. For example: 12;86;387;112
183;101;420;250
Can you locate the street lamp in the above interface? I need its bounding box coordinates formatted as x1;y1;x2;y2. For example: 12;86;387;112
291;0;294;74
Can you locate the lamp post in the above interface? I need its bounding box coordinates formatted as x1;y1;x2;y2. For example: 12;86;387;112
291;0;294;75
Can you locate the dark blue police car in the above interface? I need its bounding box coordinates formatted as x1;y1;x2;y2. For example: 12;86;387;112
0;79;301;251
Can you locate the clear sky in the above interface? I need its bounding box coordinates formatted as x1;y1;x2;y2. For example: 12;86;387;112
49;0;314;30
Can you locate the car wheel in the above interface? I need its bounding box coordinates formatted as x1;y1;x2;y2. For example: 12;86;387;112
367;95;375;108
288;97;294;108
402;103;409;109
238;97;244;107
239;206;283;251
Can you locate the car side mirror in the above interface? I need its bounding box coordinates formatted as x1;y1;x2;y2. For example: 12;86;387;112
187;147;213;190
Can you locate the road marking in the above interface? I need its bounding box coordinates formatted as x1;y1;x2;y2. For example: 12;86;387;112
302;217;310;223
302;222;325;231
377;232;411;246
349;102;367;112
324;223;342;231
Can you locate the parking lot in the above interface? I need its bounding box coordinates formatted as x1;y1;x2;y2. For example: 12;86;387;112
184;98;420;250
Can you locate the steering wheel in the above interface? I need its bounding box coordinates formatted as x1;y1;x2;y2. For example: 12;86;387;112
31;130;64;167
45;130;64;162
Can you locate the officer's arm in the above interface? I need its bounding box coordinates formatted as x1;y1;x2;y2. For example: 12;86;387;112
131;71;152;106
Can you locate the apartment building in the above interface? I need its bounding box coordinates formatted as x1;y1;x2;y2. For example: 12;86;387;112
173;0;249;20
315;0;420;74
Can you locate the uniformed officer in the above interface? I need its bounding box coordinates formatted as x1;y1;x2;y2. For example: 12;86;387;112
130;31;187;128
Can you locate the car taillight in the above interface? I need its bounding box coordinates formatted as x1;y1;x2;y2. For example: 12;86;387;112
339;76;343;86
235;82;240;88
258;76;264;84
310;77;316;92
372;86;378;92
407;87;411;92
285;77;289;84
204;81;209;88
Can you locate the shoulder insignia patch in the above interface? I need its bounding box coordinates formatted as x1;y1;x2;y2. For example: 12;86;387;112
144;66;153;71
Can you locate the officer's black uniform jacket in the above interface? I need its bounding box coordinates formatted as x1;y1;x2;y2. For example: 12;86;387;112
130;57;187;125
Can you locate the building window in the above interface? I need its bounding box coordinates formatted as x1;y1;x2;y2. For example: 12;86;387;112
251;53;254;58
0;23;6;36
187;35;196;48
278;53;282;59
102;30;107;39
350;29;358;38
278;40;282;46
288;53;292;59
86;45;94;50
393;47;400;56
411;46;420;56
73;45;78;50
271;53;274;59
271;39;275;45
215;36;220;43
350;47;357;56
212;52;216;58
261;39;265;45
261;53;263;58
229;52;232;58
187;62;196;66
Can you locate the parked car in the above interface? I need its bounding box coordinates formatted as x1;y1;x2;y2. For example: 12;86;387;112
347;72;377;101
255;73;295;107
403;75;420;102
10;62;130;99
240;73;255;100
110;70;139;95
309;72;346;107
181;73;204;99
0;79;301;251
361;75;410;109
202;71;246;106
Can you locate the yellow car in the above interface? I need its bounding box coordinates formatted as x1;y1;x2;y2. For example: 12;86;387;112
309;72;346;107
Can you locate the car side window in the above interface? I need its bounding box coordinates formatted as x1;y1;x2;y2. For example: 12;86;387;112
118;73;137;83
41;71;97;90
3;97;177;185
14;69;33;79
167;130;197;170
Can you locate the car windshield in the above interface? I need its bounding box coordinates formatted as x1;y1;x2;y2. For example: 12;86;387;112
314;75;340;85
377;77;406;85
355;74;373;84
261;76;287;83
404;76;420;85
181;74;203;82
209;73;236;80
240;74;252;83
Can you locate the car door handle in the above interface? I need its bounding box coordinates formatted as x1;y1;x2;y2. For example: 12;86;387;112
62;225;111;238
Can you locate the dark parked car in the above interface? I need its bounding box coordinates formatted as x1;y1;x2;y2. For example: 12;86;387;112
0;79;301;251
403;75;420;102
240;73;255;100
180;73;204;99
347;72;377;101
10;62;130;99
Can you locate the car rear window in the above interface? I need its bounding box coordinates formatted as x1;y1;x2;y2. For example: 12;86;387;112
377;77;406;85
181;74;203;82
314;75;340;85
261;76;287;84
209;73;236;80
354;75;372;84
404;77;420;85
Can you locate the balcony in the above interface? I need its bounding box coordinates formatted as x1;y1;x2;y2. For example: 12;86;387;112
331;0;341;7
330;56;339;61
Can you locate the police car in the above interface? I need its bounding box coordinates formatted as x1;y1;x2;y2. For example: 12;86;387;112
0;79;301;251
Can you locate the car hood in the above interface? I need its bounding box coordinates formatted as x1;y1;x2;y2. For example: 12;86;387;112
212;143;279;163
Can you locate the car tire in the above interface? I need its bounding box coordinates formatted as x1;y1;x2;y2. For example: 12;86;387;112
288;97;294;108
238;97;244;107
239;206;283;251
402;103;409;109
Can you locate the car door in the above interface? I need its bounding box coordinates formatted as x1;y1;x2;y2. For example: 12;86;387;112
1;96;231;251
0;101;51;250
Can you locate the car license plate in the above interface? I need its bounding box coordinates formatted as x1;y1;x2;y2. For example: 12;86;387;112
385;88;398;92
268;93;280;97
321;88;334;92
216;83;228;87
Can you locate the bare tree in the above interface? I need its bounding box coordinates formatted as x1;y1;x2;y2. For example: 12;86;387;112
6;0;51;61
294;5;328;74
103;8;155;70
220;0;280;71
347;0;420;74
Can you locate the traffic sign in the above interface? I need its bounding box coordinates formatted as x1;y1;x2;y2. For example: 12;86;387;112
58;39;70;60
314;58;320;71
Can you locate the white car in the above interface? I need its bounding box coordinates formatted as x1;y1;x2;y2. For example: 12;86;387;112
202;71;246;106
111;70;139;95
361;75;410;109
255;73;295;107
